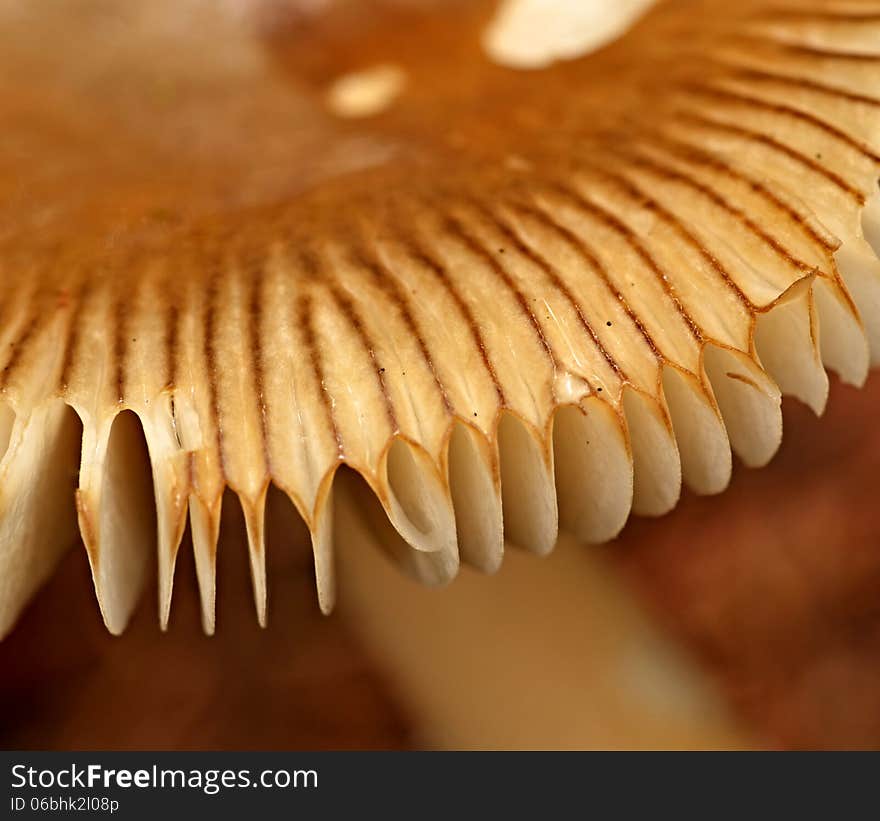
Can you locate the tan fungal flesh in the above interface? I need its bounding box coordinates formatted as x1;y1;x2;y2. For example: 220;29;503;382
0;0;879;635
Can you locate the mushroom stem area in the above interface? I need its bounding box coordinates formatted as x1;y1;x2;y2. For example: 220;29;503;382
336;516;752;750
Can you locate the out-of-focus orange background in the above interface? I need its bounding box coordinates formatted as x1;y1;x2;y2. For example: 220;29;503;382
1;375;878;750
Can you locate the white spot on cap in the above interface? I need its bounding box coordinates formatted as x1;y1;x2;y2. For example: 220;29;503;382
484;0;657;70
327;64;407;118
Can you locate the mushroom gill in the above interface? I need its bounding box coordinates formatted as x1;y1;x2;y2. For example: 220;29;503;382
0;0;879;637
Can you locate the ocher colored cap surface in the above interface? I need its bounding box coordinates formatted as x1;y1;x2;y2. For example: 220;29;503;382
0;0;878;636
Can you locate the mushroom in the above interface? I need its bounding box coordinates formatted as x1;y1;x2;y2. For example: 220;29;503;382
0;0;879;646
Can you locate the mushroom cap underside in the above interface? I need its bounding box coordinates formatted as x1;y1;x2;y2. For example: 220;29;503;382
1;0;879;635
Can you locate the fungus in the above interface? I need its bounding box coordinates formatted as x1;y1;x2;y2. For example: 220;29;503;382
0;0;879;640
